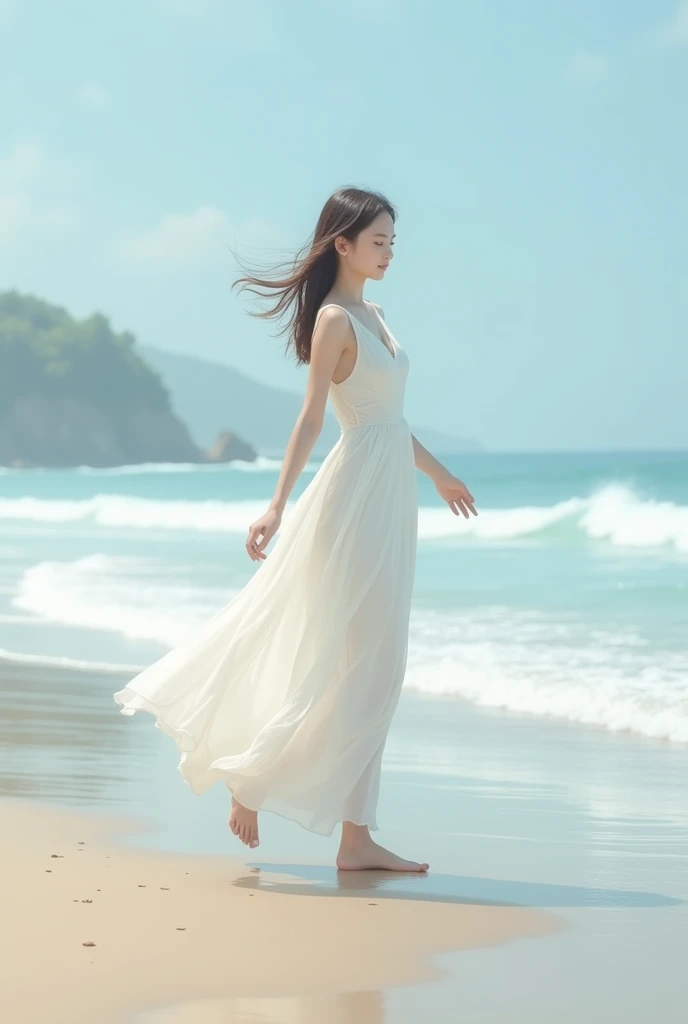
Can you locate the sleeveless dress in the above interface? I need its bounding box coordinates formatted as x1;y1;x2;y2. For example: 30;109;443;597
114;301;418;836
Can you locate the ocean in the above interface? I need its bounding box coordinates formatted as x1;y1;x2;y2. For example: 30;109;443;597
2;448;688;1022
1;448;687;745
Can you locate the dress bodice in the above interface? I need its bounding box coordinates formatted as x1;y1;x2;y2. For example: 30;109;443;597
313;302;410;432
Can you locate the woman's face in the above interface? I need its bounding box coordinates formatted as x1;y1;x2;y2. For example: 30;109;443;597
337;211;395;281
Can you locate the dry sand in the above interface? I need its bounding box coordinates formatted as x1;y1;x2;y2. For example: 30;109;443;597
0;799;565;1023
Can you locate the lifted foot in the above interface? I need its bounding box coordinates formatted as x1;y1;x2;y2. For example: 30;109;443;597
228;796;259;849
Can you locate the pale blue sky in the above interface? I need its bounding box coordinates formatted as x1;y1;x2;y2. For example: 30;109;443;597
1;0;686;451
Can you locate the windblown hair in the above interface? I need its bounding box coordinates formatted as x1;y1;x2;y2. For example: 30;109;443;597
230;186;396;365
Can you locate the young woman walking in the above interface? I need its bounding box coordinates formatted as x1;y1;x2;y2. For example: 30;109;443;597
114;186;478;872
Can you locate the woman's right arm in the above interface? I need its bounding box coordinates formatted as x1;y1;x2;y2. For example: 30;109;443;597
245;306;351;561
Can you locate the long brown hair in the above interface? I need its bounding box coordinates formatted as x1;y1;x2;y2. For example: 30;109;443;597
230;186;396;365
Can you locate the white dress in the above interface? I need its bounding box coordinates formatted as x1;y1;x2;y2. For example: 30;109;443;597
114;301;418;836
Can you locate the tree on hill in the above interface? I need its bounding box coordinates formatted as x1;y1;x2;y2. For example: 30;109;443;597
0;290;170;417
0;290;256;468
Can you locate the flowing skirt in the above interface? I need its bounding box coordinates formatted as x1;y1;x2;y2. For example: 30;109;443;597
114;420;418;836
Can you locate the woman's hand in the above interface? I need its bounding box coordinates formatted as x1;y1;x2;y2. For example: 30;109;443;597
246;507;282;561
434;473;478;518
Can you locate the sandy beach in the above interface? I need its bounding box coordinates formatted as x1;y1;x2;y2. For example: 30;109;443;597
0;797;560;1023
2;644;687;1022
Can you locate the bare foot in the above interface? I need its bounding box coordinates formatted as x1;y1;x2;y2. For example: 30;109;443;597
336;836;428;872
228;797;259;848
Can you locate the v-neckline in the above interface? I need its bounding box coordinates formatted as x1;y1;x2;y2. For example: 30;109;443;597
353;303;396;361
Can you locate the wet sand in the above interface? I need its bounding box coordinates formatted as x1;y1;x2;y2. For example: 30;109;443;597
2;658;687;1023
0;798;562;1024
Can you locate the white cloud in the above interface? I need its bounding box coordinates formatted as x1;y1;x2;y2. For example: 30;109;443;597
151;0;279;48
568;52;609;82
653;1;688;48
0;194;30;242
77;82;110;110
113;206;231;269
154;0;213;14
0;139;47;185
112;208;290;272
0;139;77;244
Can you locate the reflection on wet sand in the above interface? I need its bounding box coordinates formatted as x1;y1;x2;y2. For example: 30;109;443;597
2;641;688;1024
236;862;680;910
0;659;143;804
133;989;385;1024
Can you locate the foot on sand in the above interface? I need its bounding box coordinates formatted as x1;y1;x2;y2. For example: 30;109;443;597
336;836;429;872
228;797;259;848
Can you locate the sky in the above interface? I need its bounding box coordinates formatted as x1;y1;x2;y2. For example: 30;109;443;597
1;0;686;452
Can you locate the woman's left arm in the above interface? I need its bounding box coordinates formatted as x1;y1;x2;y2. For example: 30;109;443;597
371;303;478;520
411;433;478;519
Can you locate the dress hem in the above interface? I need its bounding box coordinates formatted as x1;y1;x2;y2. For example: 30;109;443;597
223;781;380;838
113;688;381;838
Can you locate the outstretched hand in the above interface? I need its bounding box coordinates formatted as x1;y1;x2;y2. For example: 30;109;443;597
434;474;478;518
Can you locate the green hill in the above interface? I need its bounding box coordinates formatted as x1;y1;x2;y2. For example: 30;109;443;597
0;291;215;467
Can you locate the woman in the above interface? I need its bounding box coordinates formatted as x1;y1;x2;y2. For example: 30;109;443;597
114;186;477;872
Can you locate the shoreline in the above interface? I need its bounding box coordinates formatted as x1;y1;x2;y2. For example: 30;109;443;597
0;798;564;1024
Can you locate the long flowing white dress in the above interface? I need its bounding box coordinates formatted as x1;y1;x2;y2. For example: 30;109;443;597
114;301;418;836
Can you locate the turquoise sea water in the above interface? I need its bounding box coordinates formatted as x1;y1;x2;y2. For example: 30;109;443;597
1;448;687;1022
1;449;687;743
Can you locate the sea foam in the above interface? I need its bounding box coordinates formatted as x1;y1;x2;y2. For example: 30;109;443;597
12;554;688;746
1;483;687;550
12;554;236;647
405;607;688;745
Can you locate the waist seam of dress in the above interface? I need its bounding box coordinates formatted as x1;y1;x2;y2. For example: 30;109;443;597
340;417;408;432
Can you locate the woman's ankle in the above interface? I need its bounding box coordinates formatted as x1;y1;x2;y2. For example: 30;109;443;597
339;821;371;848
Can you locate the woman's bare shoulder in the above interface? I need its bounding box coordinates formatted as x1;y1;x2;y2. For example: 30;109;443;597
312;303;354;350
314;303;351;333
